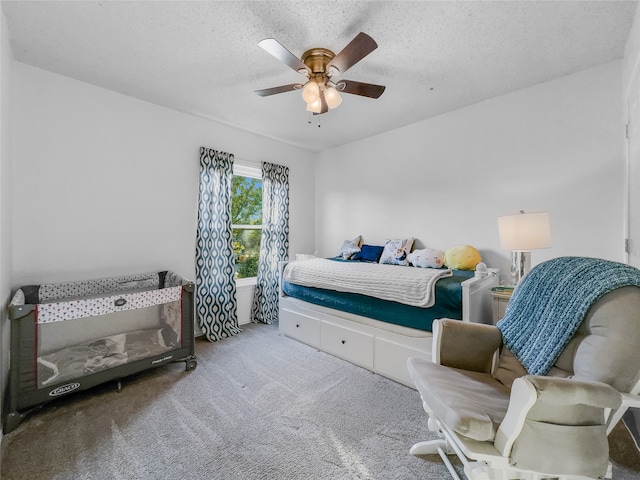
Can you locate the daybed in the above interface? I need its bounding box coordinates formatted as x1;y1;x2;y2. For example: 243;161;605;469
278;250;498;387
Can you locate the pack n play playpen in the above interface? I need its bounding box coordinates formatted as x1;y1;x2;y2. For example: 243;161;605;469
5;270;196;433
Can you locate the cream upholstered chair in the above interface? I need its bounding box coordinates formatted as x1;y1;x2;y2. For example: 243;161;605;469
407;257;640;480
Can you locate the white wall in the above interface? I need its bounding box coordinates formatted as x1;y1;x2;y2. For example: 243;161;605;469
12;63;315;288
0;9;14;438
624;3;640;98
315;62;625;281
622;0;640;445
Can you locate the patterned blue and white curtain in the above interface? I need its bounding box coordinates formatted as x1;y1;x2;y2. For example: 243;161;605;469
195;147;241;341
251;162;290;324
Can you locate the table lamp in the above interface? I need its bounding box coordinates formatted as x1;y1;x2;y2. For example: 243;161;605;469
498;211;552;285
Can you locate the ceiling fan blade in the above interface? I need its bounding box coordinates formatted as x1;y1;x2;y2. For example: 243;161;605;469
326;32;378;76
255;84;303;97
337;80;385;99
258;38;310;74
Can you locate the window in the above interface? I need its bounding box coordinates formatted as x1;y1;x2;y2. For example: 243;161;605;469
232;165;262;279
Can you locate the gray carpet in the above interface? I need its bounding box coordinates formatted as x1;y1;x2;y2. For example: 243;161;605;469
2;323;640;480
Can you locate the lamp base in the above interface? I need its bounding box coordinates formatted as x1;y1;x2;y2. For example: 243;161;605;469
510;251;531;285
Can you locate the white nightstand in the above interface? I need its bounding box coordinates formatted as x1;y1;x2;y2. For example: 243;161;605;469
491;288;513;325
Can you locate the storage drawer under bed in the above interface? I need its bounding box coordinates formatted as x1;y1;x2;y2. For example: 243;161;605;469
279;307;321;347
320;320;374;370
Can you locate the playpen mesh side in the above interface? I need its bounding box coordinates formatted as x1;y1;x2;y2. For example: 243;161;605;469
8;271;190;390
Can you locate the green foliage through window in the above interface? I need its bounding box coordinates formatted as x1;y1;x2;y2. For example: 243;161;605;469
232;175;262;279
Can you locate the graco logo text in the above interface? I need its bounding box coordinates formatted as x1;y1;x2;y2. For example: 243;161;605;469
49;383;81;397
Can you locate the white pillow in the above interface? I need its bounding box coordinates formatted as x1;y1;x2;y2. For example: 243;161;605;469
337;235;363;260
379;238;414;266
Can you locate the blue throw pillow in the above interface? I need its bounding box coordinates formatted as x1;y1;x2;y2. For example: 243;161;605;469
353;245;384;263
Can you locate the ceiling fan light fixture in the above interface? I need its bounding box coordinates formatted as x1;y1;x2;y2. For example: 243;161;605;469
255;33;384;116
306;97;322;113
327;65;341;77
325;86;342;109
302;81;320;104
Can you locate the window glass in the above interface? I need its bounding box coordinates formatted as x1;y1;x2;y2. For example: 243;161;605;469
232;171;262;279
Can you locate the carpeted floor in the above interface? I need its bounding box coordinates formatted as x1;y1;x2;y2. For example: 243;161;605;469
2;323;640;480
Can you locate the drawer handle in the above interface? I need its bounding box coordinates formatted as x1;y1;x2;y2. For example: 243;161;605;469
114;298;127;307
296;324;300;328
341;340;346;345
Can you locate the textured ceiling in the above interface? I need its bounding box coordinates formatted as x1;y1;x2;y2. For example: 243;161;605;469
2;1;638;152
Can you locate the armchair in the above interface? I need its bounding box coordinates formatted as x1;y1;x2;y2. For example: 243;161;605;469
407;257;640;480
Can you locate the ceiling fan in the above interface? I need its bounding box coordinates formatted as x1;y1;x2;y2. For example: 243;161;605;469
255;32;385;115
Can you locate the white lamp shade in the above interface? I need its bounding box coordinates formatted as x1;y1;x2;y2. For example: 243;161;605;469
302;81;319;104
498;212;552;251
325;87;342;109
306;97;322;113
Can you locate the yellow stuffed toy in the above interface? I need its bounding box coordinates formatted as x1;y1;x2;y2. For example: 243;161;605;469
444;245;482;270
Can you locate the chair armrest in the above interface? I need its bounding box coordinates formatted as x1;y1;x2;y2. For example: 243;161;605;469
526;376;621;409
495;375;622;457
433;318;502;373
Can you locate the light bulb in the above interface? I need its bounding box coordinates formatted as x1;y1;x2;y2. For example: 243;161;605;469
325;87;342;109
306;97;322;113
302;81;319;104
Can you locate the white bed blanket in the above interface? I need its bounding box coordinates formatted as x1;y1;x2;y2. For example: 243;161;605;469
283;258;452;308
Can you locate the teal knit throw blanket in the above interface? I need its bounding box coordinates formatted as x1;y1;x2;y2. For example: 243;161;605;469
497;256;640;376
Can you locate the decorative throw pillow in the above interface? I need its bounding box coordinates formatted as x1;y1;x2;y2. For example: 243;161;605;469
379;238;415;266
444;245;482;270
353;244;385;263
407;248;446;268
337;235;363;260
